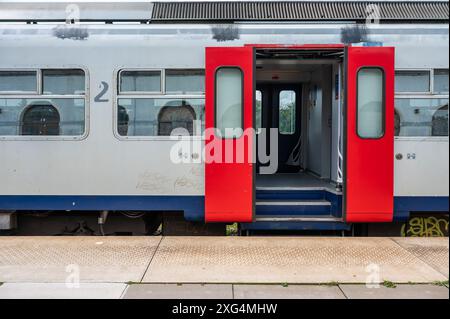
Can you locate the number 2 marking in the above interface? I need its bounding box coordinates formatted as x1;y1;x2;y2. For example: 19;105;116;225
94;81;109;102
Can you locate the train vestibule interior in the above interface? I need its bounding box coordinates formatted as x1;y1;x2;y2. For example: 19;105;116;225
254;48;345;190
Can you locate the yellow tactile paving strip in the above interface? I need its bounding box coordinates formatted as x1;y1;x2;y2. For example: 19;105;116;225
0;236;447;284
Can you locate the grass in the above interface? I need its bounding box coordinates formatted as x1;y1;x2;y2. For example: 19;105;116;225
382;280;397;289
281;283;289;288
226;223;239;236
432;280;449;287
125;281;139;285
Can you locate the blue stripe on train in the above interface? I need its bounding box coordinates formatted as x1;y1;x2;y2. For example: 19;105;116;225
0;195;205;221
0;195;448;223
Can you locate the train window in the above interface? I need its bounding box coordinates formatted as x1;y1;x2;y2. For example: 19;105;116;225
434;69;449;94
357;68;384;139
255;90;262;133
215;67;243;139
166;69;205;94
42;69;85;95
119;70;162;93
432;104;449;136
394;98;449;137
117;98;204;137
0;98;85;136
395;70;430;93
0;71;37;93
279;90;296;135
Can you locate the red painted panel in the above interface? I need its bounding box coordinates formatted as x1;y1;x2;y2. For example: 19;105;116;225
205;47;255;223
345;46;395;223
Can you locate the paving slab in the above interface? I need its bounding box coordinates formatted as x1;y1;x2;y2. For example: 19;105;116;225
0;237;161;283
0;283;127;299
143;237;447;284
234;285;345;299
123;284;233;299
340;284;449;299
392;237;449;278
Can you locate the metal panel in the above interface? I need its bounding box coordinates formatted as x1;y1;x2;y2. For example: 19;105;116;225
152;1;449;22
345;46;395;223
205;46;255;223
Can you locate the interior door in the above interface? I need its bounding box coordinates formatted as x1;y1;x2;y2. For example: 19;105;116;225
205;46;255;223
344;46;395;223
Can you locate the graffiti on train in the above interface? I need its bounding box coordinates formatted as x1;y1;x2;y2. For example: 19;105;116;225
401;215;449;237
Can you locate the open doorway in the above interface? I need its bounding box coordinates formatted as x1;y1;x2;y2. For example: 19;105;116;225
255;48;344;191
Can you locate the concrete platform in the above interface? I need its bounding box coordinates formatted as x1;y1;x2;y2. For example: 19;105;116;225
233;285;345;299
0;237;161;283
393;237;449;278
0;236;448;285
142;237;447;284
123;284;233;299
0;283;127;299
340;284;449;299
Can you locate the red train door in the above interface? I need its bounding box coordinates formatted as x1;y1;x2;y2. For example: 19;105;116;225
344;46;395;223
204;46;255;223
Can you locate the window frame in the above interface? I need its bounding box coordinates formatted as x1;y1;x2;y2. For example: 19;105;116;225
214;66;244;139
118;69;164;95
0;66;90;141
114;68;205;141
356;66;386;140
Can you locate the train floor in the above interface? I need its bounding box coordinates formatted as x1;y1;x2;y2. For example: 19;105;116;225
0;236;448;299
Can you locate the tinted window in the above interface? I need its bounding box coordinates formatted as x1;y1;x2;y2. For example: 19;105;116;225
0;71;37;93
395;98;448;137
434;69;449;94
120;70;161;93
42;69;85;95
166;69;205;94
117;98;204;137
395;70;430;93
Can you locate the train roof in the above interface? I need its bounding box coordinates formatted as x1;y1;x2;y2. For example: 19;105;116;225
0;1;448;23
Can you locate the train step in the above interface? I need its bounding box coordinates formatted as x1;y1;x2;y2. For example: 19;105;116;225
255;188;337;201
255;199;332;216
254;215;342;223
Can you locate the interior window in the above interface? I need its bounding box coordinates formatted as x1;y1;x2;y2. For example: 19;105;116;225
166;69;205;94
255;90;262;133
215;67;243;138
279;90;296;135
21;104;60;136
434;69;449;94
395;70;430;93
158;102;196;136
0;71;37;93
120;70;161;93
357;68;384;138
42;69;85;95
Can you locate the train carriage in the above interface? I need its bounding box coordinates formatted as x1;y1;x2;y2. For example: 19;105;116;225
0;0;448;235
